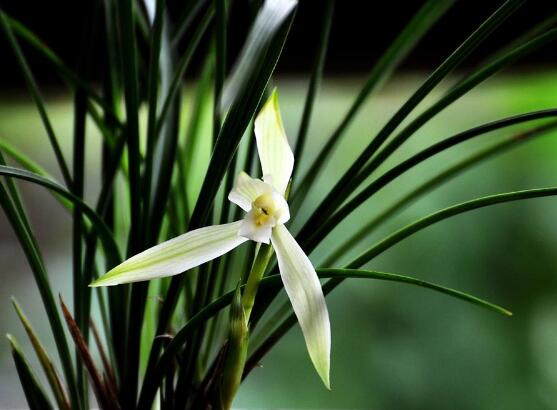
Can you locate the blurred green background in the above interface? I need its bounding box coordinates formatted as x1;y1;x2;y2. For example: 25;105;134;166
2;73;557;409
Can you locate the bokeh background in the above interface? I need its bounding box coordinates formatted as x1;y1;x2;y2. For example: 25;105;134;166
2;1;557;409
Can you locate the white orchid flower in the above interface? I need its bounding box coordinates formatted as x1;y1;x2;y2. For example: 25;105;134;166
91;90;331;388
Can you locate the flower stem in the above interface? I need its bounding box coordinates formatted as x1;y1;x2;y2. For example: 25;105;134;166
241;243;274;322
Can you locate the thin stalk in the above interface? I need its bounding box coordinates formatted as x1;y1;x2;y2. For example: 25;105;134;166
241;244;274;321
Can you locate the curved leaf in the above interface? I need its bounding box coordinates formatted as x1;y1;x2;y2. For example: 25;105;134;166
139;266;509;405
0;165;120;266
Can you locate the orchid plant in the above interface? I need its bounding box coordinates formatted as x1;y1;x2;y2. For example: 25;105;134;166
2;0;557;409
91;91;332;388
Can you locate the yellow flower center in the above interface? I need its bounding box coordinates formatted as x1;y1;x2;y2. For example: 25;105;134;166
252;193;276;226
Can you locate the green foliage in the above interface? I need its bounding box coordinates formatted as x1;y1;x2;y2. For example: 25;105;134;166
1;0;556;409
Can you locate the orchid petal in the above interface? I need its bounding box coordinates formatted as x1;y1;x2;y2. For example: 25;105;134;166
271;224;331;388
228;171;272;212
90;222;247;287
254;90;294;196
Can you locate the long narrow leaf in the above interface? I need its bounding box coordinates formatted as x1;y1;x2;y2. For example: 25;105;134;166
292;0;335;179
0;140;73;210
0;165;120;265
292;0;454;201
351;26;557;191
4;13;117;117
296;0;524;236
0;11;72;187
322;120;557;266
6;335;54;410
245;186;557;378
304;109;557;252
139;264;509;405
12;299;71;410
0;179;80;409
349;187;557;268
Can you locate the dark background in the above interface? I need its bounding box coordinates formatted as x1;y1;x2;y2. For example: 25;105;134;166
1;0;556;89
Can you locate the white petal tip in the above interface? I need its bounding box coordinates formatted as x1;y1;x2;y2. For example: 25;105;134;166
319;371;331;390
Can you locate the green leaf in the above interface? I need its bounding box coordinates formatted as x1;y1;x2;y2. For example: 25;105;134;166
0;140;73;211
0;165;121;266
292;0;334;179
319;269;511;316
6;334;54;410
116;0;142;256
12;299;71;410
3;13;116;117
154;5;214;143
142;0;167;239
304;109;557;252
0;168;80;409
349;187;557;269
0;11;72;187
171;0;209;44
352;26;557;187
296;0;525;239
323;120;557;266
214;0;229;137
245;186;557;378
292;0;454;202
139;264;510;405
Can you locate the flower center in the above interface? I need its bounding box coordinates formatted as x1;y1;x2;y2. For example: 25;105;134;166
252;193;276;226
